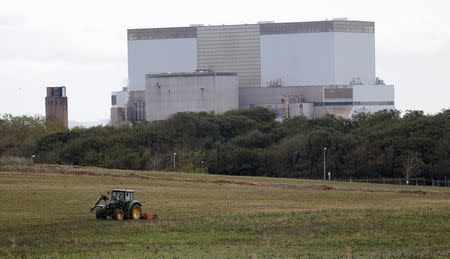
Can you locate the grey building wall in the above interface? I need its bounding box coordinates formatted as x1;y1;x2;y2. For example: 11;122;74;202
128;27;197;40
111;107;127;127
322;85;354;118
127;91;146;122
146;72;238;121
196;25;261;88
259;20;374;35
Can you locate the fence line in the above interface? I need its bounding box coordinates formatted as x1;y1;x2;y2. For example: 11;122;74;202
305;177;450;188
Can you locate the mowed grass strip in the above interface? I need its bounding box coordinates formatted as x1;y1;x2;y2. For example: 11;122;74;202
0;167;449;258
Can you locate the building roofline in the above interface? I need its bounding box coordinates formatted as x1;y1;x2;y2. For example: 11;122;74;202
239;84;394;90
128;20;374;40
146;72;238;78
127;20;373;31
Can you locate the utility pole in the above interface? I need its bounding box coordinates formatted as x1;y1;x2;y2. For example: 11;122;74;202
173;152;177;170
323;147;327;180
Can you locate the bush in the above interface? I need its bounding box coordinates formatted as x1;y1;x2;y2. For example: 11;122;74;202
1;107;449;179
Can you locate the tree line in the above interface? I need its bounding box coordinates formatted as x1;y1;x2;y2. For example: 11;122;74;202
1;108;449;179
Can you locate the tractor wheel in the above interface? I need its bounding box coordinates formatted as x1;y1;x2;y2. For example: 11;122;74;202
113;208;125;221
131;205;142;220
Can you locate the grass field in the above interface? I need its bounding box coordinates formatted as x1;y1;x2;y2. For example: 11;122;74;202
0;164;449;258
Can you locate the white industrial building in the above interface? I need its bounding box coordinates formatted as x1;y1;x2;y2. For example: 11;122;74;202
239;84;394;119
111;19;395;125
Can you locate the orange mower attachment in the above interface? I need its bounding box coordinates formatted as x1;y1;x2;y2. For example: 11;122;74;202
142;213;158;222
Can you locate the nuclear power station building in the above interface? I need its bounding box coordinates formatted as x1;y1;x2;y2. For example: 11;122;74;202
111;19;395;126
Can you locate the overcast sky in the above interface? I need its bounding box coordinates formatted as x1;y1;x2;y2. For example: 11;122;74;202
1;0;449;122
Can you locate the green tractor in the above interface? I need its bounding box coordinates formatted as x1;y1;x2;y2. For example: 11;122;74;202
90;189;142;220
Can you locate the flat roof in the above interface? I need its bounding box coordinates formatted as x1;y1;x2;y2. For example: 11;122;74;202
128;20;374;40
146;72;238;78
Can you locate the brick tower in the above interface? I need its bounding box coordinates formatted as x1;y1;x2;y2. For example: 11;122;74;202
45;86;68;127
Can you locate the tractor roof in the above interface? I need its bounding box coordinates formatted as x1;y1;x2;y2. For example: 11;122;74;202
112;189;134;192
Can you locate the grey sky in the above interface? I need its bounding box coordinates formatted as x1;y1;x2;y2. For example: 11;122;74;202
1;0;449;122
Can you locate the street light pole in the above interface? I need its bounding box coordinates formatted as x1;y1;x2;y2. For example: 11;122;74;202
323;147;327;180
173;152;177;170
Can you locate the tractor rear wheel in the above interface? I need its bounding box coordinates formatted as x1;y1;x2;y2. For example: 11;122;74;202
113;208;125;221
131;204;142;220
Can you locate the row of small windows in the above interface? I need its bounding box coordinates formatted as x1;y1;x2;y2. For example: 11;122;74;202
323;101;394;106
46;100;67;106
324;88;353;99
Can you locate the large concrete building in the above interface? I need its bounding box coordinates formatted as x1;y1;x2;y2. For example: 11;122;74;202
146;71;238;121
111;19;394;125
127;19;375;90
45;86;68;127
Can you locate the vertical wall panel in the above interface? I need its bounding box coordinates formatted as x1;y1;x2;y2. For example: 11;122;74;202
260;33;335;87
333;32;376;85
197;25;261;88
127;38;197;91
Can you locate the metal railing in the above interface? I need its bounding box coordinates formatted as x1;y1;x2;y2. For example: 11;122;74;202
323;177;450;188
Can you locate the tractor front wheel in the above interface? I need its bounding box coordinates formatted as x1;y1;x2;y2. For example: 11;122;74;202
113;208;125;221
96;213;106;220
131;205;142;220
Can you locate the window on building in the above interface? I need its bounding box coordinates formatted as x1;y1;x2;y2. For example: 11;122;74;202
111;95;117;105
134;101;146;121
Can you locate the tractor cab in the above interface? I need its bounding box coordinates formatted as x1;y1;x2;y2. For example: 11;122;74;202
111;189;134;203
